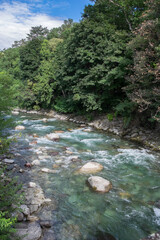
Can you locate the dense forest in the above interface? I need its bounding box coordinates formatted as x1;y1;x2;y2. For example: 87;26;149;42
0;0;160;126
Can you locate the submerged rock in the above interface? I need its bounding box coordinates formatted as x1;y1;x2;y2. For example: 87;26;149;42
88;176;112;193
46;133;60;141
13;222;42;240
41;168;57;173
15;125;25;130
77;162;103;174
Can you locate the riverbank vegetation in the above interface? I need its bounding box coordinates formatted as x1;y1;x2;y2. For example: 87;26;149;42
0;72;22;239
0;0;159;127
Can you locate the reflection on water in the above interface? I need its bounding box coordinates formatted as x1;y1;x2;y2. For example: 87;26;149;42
10;113;160;240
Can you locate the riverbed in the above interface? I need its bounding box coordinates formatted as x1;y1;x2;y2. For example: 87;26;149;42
9;112;160;240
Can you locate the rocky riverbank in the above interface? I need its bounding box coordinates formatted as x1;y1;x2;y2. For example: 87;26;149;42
6;109;160;240
13;108;160;152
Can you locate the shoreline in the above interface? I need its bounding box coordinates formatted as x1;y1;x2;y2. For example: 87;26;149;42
13;108;160;153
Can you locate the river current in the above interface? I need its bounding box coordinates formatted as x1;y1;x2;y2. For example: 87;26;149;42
9;113;160;240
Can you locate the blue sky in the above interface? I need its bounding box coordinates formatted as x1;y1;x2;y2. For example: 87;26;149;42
0;0;92;49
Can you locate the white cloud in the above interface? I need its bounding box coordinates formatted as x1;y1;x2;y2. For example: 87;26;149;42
0;1;64;50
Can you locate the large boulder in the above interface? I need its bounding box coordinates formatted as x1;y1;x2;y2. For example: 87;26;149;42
13;222;42;240
46;133;60;141
88;176;112;193
15;125;25;130
77;162;103;174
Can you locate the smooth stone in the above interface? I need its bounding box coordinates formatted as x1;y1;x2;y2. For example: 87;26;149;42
77;162;103;174
15;125;25;130
28;182;37;188
42;118;48;122
33;134;39;138
17;212;25;222
41;168;57;173
12;111;19;115
54;130;64;133
83;128;92;132
27;215;39;222
20;205;30;216
65;150;73;154
44;198;52;204
88;176;112;193
13;222;42;240
32;160;41;166
46;133;60;140
3;159;15;164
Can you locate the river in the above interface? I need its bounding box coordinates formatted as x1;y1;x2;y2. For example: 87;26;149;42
9;113;160;240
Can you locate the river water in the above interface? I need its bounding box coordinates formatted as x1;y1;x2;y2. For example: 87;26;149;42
10;113;160;240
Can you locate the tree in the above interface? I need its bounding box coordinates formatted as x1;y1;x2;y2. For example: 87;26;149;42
54;15;130;112
87;0;146;31
125;0;160;122
27;25;49;41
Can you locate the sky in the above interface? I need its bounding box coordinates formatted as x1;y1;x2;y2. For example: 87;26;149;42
0;0;92;50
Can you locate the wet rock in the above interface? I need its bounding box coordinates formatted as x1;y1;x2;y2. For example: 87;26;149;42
60;223;81;240
40;220;52;228
17;212;25;222
141;232;160;240
28;182;37;188
19;168;24;173
49;151;59;156
32;160;41;166
3;159;15;164
42;118;48;123
77;162;103;174
15;125;25;130
54;130;64;133
88;176;112;193
41;168;57;173
13;222;42;240
29;141;38;145
42;229;56;240
25;162;32;168
33;134;39;138
83;128;92;132
65;150;73;154
46;133;60;141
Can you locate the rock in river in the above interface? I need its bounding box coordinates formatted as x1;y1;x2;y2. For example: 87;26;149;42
46;133;60;141
88;176;112;193
77;162;103;174
13;222;42;240
15;125;25;130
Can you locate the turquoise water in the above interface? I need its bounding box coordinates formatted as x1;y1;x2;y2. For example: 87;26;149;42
10;114;160;240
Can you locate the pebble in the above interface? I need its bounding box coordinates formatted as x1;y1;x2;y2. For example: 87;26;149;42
3;159;15;164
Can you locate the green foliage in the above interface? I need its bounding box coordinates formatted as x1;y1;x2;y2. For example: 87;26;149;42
0;167;23;240
0;211;16;240
54;16;130;112
54;97;76;113
107;113;114;121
